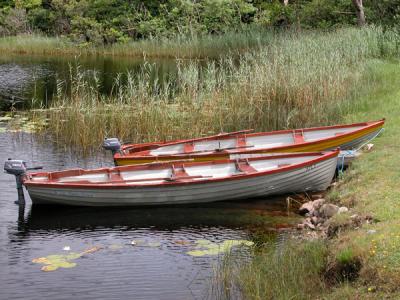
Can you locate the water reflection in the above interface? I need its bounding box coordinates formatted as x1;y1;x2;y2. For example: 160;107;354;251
0;131;298;299
0;55;180;110
20;199;295;232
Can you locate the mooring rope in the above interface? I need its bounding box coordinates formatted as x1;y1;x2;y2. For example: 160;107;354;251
337;127;385;174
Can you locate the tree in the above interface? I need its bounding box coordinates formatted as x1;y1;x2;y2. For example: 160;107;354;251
352;0;365;26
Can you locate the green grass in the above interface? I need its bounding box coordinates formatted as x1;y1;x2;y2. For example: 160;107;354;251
222;60;400;299
322;59;400;297
15;26;399;152
0;29;277;59
213;240;328;300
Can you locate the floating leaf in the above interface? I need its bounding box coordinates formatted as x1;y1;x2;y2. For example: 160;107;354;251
195;239;213;246
186;250;206;257
187;239;254;257
174;240;191;245
32;246;101;272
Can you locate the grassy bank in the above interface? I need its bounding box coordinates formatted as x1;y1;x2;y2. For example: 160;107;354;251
0;30;276;59
215;60;400;299
19;27;400;152
324;60;400;298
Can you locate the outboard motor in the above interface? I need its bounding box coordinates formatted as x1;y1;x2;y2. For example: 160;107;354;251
103;138;122;155
4;159;27;205
4;159;27;176
4;159;42;205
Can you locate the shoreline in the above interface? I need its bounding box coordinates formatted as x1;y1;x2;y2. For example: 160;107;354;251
223;59;400;299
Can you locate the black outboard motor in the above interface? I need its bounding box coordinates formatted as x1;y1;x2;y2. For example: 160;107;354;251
4;159;43;205
103;138;122;155
4;159;27;205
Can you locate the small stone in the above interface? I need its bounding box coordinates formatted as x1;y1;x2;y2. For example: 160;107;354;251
312;199;326;211
299;201;314;216
297;223;305;230
367;229;377;234
319;204;339;218
338;206;349;214
303;219;316;230
350;214;358;219
307;224;316;230
311;216;320;225
311;194;324;200
363;143;374;152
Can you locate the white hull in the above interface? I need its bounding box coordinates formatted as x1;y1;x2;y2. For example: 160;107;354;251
26;156;337;206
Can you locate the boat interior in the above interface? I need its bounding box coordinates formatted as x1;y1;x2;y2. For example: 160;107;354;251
27;154;325;186
133;126;366;157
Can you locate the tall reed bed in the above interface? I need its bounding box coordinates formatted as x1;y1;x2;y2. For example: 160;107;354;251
28;27;400;151
0;29;274;59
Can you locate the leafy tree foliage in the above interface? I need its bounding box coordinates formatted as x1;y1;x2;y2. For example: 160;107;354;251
0;0;399;45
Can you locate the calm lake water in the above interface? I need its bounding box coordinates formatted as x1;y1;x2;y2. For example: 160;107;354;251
0;54;181;110
0;56;299;299
0;137;299;300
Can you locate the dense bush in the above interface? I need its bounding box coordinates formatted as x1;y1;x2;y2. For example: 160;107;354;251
0;0;399;45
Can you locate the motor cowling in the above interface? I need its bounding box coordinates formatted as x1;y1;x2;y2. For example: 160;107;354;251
4;159;27;176
103;138;121;154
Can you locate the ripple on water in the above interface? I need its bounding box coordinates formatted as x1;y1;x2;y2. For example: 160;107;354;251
0;132;295;300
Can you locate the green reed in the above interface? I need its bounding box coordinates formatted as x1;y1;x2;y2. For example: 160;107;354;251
0;28;273;59
26;26;400;152
211;240;328;300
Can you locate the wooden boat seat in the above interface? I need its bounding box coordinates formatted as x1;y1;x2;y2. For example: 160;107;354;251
236;136;247;147
184;143;195;153
108;170;123;182
167;164;191;181
235;159;257;174
293;130;305;144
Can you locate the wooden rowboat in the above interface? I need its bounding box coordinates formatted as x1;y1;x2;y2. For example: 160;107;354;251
112;119;384;166
18;150;339;206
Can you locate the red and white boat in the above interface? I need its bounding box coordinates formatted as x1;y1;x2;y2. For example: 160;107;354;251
108;119;384;166
5;150;339;206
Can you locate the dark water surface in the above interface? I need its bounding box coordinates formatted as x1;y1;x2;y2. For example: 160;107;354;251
0;130;298;300
0;54;180;110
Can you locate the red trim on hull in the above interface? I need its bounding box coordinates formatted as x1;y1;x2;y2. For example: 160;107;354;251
115;119;384;162
23;150;339;189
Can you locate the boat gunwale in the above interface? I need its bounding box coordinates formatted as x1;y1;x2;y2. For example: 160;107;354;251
116;119;385;160
23;150;339;189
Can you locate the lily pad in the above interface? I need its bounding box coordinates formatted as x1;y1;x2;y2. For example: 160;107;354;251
32;246;101;272
174;240;191;245
187;239;254;257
